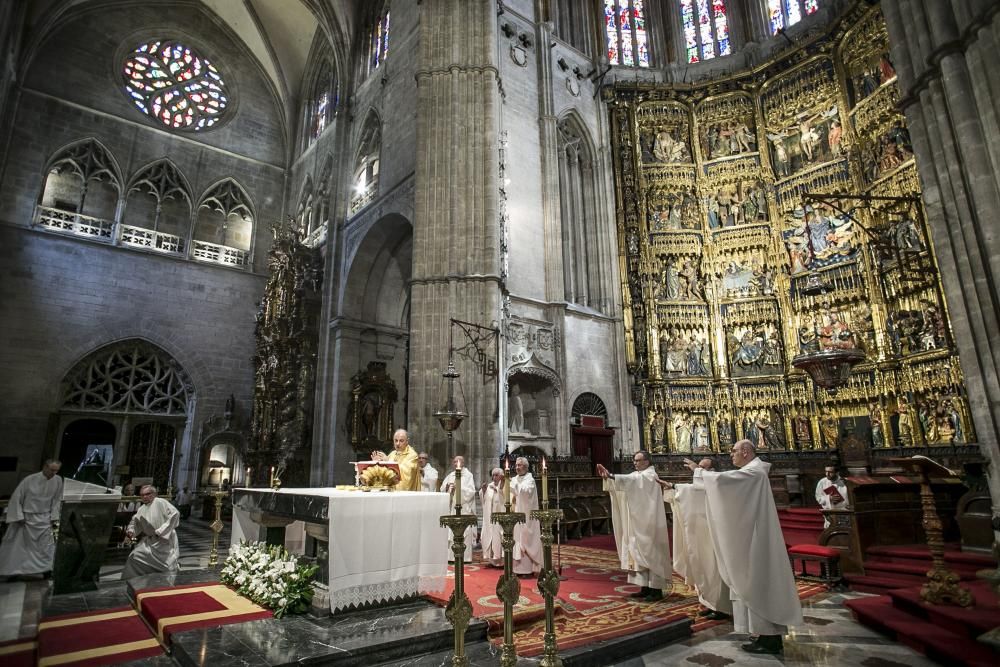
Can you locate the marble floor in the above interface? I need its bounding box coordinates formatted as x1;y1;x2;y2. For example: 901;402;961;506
0;519;951;666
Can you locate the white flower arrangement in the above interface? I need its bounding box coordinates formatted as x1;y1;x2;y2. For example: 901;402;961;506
221;540;319;618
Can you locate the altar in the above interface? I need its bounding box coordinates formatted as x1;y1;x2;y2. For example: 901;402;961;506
230;488;451;612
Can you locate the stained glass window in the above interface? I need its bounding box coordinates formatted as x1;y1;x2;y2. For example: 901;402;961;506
604;1;650;67
367;9;390;74
681;0;731;63
122;40;228;131
769;0;821;34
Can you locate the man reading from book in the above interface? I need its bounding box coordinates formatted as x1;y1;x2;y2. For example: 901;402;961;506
815;465;848;527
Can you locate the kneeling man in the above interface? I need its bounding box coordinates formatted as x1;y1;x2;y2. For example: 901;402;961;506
122;485;180;579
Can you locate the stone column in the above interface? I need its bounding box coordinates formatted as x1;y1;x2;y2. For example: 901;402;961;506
882;0;1000;531
410;0;502;488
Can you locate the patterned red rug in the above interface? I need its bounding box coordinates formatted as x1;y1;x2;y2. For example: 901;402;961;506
134;583;273;644
426;541;828;657
36;606;164;667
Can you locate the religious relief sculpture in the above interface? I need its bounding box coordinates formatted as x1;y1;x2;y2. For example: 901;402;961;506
248;218;322;486
347;361;398;457
609;4;974;470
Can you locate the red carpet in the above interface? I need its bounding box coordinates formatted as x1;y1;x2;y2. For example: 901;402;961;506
427;539;828;657
37;606;164;667
0;638;36;667
845;543;996;594
134;583;273;644
846;579;1000;667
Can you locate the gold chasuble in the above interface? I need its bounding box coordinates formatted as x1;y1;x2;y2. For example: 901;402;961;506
389;445;421;491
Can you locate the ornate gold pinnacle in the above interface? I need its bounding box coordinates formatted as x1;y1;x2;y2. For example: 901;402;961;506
530;506;564;667
440;512;478;667
491;509;525;667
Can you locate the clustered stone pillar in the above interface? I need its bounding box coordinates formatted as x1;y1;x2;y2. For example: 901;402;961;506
880;0;1000;538
410;0;502;486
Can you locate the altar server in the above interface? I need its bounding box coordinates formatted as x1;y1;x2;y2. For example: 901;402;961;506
510;457;543;575
419;451;439;492
0;460;63;578
686;440;803;655
597;451;671;602
661;458;732;619
441;456;477;562
372;429;421;491
480;467;505;567
122;485;180;579
815;465;848;527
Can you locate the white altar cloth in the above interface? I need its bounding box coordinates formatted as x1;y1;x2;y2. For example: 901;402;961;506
231;488;451;611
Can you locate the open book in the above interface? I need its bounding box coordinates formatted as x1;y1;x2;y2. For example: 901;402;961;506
889;454;956;478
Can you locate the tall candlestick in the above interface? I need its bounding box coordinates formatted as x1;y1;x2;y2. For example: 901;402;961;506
542;457;549;505
504;457;512;507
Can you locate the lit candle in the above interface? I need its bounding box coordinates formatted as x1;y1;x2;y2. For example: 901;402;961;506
269;466;275;487
504;457;511;507
246;467;251;485
542;457;549;505
454;461;463;515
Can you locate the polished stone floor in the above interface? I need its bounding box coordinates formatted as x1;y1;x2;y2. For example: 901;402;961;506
0;518;954;665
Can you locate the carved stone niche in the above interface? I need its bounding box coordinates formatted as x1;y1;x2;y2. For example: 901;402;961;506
347;361;398;457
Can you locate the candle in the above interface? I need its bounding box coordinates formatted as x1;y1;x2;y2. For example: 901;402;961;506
269;466;275;487
246;467;251;486
454;463;463;515
504;457;512;507
542;457;549;505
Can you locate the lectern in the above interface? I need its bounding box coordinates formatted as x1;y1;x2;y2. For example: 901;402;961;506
889;455;973;607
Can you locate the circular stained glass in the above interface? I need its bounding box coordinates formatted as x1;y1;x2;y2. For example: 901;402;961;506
122;40;228;131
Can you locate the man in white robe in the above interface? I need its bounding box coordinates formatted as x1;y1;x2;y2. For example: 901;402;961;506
510;457;543;575
686;440;803;655
480;467;505;567
597;451;671;602
419;452;439;492
441;456;477;563
0;460;63;578
122;485;180;579
661;458;732;619
815;465;848;527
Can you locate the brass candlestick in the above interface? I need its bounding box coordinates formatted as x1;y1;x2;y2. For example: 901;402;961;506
207;490;227;567
530;504;564;667
492;492;525;667
440;511;478;667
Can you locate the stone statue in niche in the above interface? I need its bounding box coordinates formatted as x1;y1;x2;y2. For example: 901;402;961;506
820;407;840;448
869;404;885;447
659;259;680;300
894;397;914;446
651;127;690;163
717;413;734;446
649;409;666;448
793;414;812;449
508;384;525;434
673;412;693;452
692;418;710;452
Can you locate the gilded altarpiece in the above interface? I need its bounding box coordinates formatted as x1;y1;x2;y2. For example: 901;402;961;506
609;6;974;466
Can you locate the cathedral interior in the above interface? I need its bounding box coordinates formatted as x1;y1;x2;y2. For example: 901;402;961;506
1;0;1000;662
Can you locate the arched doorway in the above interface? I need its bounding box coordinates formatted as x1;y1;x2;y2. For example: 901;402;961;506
570;392;614;473
57;339;193;490
60;418;116;486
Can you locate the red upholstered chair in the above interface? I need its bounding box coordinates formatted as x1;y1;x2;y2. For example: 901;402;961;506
787;544;842;585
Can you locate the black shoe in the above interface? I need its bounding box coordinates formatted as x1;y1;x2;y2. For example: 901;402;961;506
703;610;730;621
629;586;650;599
644;589;663;602
697;608;715;617
741;635;782;655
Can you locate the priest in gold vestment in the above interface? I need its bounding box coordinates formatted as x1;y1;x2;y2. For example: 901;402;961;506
371;428;421;491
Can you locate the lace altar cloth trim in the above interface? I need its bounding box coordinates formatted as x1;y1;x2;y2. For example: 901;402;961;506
330;575;447;611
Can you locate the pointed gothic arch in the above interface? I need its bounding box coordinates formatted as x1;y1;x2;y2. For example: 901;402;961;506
121;158;192;255
557;112;611;313
35;138;123;240
193;178;255;266
57;338;194;489
350;109;382;214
